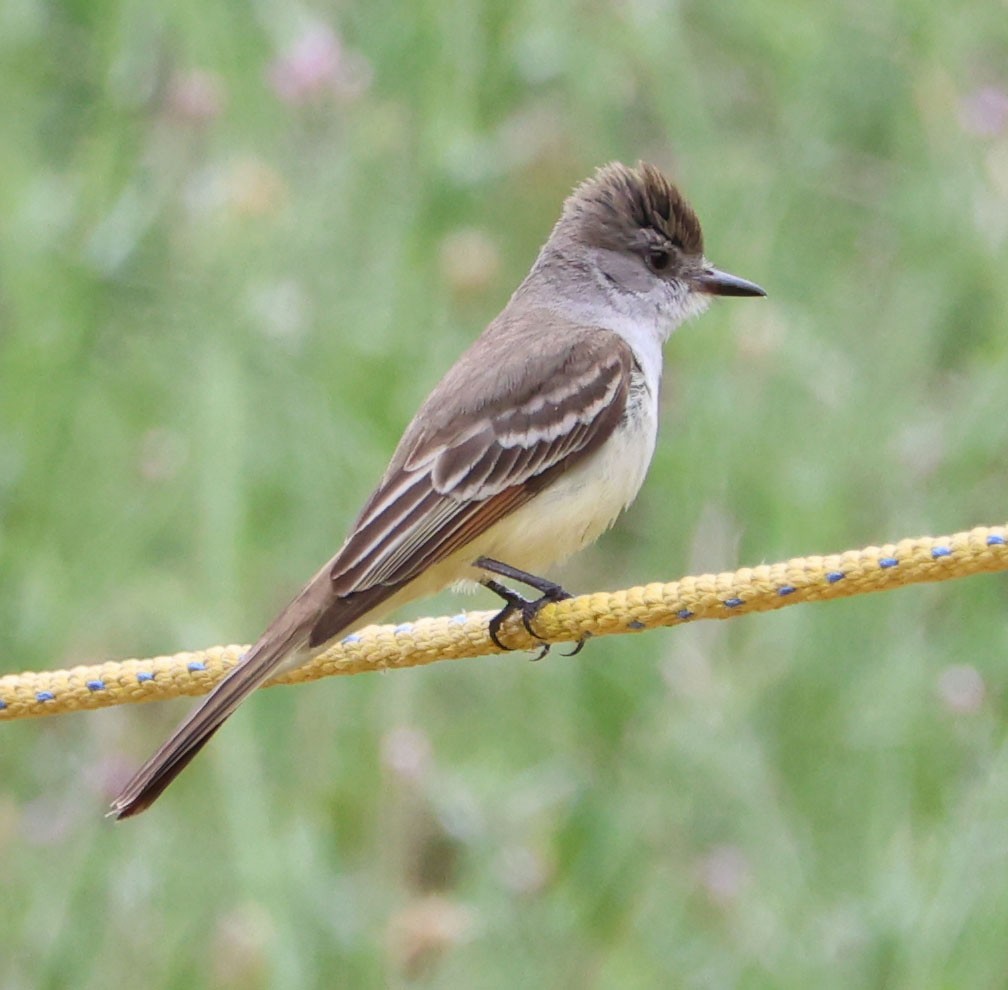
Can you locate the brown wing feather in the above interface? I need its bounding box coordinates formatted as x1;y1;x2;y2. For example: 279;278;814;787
323;320;635;610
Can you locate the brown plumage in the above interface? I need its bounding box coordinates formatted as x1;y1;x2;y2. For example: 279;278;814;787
562;161;705;257
110;160;764;819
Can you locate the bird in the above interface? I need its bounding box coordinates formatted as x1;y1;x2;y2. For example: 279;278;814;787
111;160;765;818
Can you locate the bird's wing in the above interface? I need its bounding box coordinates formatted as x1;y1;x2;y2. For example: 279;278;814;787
312;319;635;641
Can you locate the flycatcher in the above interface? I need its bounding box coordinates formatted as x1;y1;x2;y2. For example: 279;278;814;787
111;161;765;818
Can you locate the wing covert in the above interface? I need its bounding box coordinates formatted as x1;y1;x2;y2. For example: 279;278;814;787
326;321;636;597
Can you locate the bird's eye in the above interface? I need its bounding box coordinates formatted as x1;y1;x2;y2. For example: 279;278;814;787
647;249;672;273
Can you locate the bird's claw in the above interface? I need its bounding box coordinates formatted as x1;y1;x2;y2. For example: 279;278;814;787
479;562;586;659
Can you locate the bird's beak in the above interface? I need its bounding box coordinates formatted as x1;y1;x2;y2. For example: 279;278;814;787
691;266;766;298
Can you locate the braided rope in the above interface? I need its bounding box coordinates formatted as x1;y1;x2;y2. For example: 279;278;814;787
2;523;1005;722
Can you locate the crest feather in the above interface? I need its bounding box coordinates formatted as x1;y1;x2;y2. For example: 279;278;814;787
562;161;704;256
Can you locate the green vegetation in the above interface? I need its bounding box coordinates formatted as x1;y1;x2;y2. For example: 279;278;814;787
2;1;1008;986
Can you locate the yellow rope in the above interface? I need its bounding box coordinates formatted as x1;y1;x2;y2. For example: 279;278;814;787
2;523;1006;722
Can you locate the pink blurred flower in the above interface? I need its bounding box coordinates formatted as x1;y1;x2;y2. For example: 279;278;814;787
267;24;372;105
165;68;226;124
698;844;750;907
958;85;1008;138
381;726;433;783
936;664;986;715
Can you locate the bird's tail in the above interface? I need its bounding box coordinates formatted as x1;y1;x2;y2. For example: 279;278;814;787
110;578;400;819
108;624;308;819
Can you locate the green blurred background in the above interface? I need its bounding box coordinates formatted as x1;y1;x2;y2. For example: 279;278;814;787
3;1;1008;986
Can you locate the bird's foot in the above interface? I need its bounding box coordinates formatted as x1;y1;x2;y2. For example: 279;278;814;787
477;557;587;659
